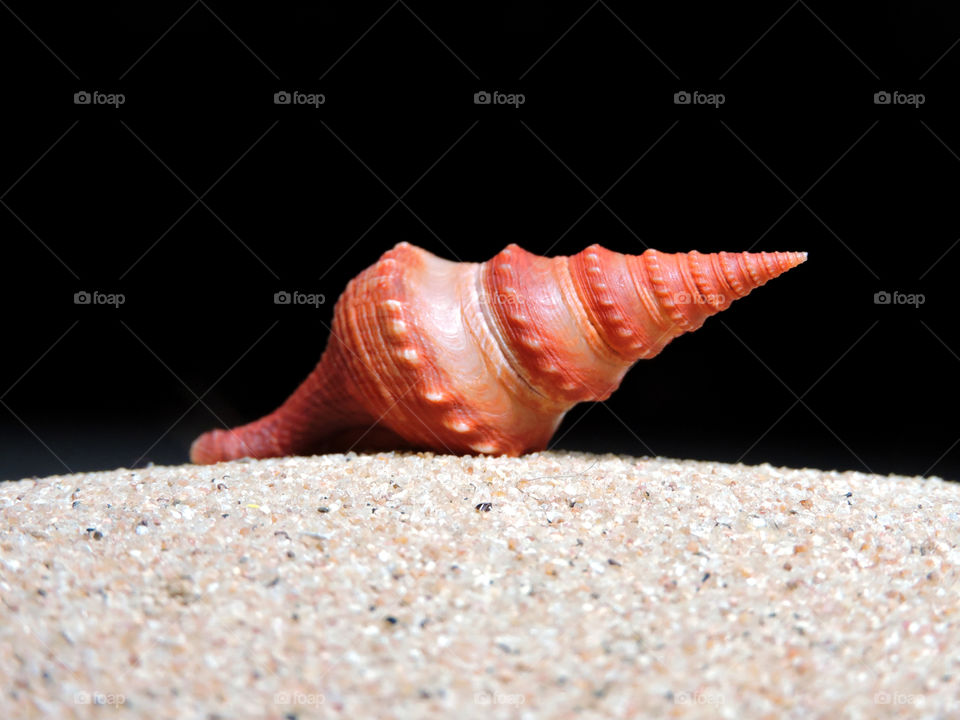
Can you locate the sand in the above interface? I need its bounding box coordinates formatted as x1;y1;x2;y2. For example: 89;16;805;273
1;451;958;719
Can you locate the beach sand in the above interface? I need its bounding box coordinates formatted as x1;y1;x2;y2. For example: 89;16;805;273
1;451;957;719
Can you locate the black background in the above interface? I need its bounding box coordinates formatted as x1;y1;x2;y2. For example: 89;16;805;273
1;2;958;481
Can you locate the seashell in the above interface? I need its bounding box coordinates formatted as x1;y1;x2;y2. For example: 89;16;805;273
190;242;806;463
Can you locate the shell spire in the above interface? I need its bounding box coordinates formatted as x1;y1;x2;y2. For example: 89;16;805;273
191;243;805;463
567;245;807;363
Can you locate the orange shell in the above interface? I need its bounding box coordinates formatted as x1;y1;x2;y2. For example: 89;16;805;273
191;243;805;462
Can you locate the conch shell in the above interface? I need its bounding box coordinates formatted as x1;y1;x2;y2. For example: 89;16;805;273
191;243;805;462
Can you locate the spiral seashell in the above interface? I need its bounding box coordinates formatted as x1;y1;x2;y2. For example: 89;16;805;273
191;243;806;462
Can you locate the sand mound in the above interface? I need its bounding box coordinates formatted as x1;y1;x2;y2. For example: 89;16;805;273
1;452;957;719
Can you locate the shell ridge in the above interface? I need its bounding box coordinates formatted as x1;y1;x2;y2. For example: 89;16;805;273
566;247;638;364
476;252;548;402
642;249;691;333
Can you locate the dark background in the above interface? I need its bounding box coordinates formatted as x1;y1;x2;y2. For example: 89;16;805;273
1;2;958;481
